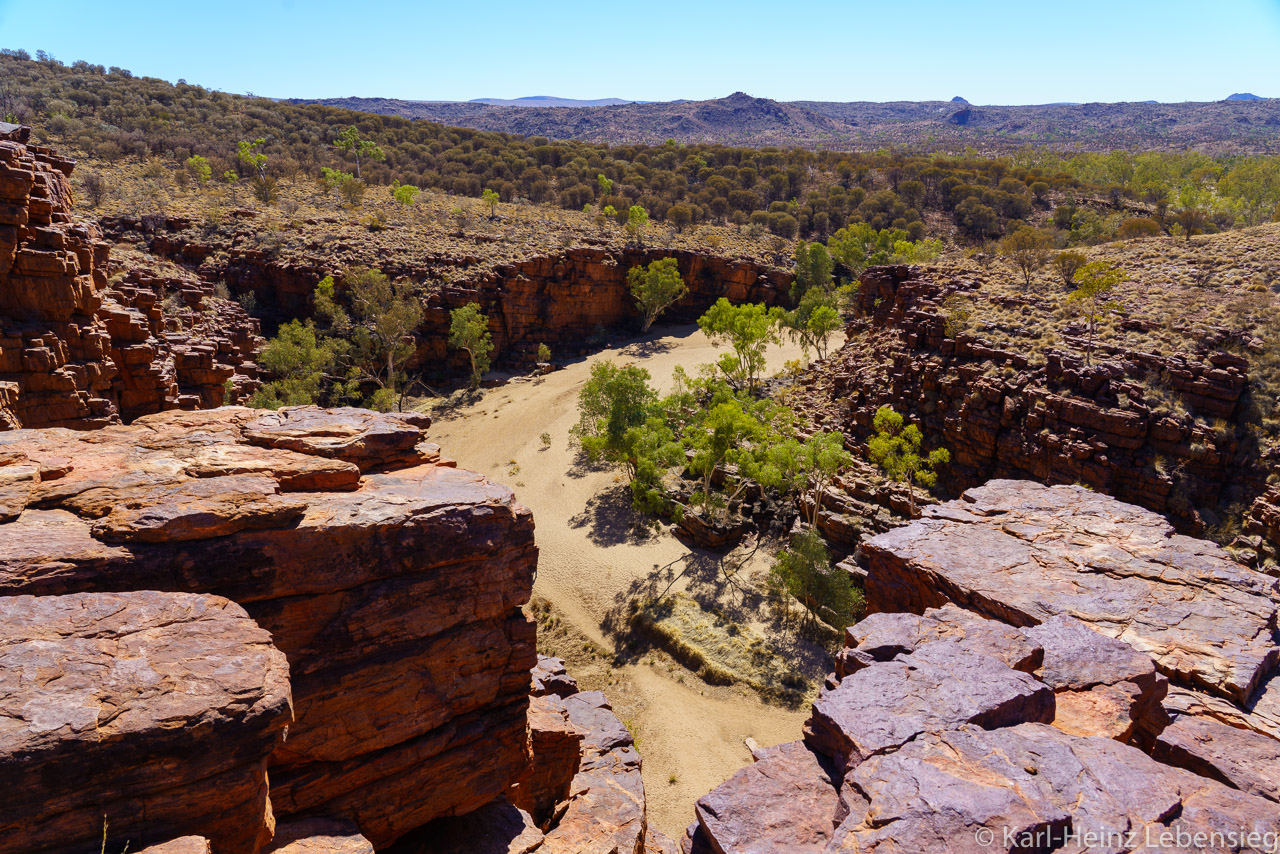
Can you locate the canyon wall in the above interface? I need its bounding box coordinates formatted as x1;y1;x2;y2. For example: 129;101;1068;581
0;406;671;854
0;127;261;430
104;213;790;372
683;482;1280;852
792;264;1276;562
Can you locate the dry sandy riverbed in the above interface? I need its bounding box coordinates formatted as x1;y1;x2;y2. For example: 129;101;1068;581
426;322;840;836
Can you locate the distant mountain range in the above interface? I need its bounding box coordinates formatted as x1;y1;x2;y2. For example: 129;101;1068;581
287;92;1280;153
467;96;637;107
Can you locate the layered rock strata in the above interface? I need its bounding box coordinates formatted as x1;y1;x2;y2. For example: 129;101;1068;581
861;480;1279;703
104;213;789;372
790;264;1270;550
685;603;1280;852
685;483;1280;851
0;128;260;430
0;406;537;849
0;591;292;854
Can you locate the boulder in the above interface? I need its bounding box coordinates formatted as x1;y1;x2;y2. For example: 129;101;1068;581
835;723;1280;852
267;820;374;854
863;480;1280;703
0;408;537;848
1154;712;1280;803
0;591;292;854
509;694;587;825
540;691;646;854
806;642;1054;772
694;741;840;853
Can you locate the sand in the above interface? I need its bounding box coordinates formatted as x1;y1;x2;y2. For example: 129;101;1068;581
427;322;836;836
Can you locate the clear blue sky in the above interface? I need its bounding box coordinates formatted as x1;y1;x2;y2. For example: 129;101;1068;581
1;0;1277;104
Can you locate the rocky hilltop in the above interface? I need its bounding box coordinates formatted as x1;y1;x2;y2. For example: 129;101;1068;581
683;482;1280;852
289;92;1280;153
790;263;1280;566
0;125;261;430
0;407;672;853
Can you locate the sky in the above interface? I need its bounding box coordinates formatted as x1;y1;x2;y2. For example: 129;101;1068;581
1;0;1277;105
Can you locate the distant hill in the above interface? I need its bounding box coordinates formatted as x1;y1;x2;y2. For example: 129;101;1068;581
1227;93;1264;101
468;96;635;107
287;92;1280;153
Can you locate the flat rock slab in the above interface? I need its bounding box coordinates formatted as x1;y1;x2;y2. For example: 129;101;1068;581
0;591;292;854
695;740;840;854
838;603;1042;678
836;723;1280;852
863;479;1280;703
267;819;375;854
806;643;1054;770
1155;712;1280;803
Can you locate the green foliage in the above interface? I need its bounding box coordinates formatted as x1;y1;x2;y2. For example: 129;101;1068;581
236;138;267;181
768;430;853;526
597;173;613;196
183;155;211;186
1053;250;1088;288
867;406;950;512
392;183;420;206
573;362;658;473
249;320;340;408
481;187;500;217
999;226;1054;289
628;258;688;332
448;303;493;388
791;240;833;302
770;528;861;631
1067;261;1127;364
8;53;1275;245
333;125;385;179
626;205;649;243
781;287;841;361
536;342;551;362
683;390;791;522
697;299;782;390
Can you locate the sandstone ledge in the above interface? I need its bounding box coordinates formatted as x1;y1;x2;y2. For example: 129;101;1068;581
0;406;538;848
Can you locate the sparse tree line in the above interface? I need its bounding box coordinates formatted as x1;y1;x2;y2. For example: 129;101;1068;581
5;51;1277;249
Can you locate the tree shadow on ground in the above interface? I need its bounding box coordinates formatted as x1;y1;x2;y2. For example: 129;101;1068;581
568;484;659;547
619;338;677;358
565;446;613;479
405;388;484;425
597;533;836;704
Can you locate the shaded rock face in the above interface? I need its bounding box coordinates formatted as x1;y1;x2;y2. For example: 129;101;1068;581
790;264;1266;544
0;591;292;854
862;480;1279;703
685;597;1280;853
0;407;538;849
105;212;789;374
0;131;261;430
396;683;669;854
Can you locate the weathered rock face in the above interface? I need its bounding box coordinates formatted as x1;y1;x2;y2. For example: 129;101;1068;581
104;211;789;374
684;595;1280;853
862;480;1279;703
0;406;538;849
0;128;261;430
0;591;292;854
790;264;1270;549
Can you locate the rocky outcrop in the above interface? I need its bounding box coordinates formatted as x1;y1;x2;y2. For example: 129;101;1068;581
684;600;1280;853
103;213;789;373
790;264;1270;549
861;480;1279;703
684;484;1280;852
0;128;260;430
0;406;538;849
0;591;292;854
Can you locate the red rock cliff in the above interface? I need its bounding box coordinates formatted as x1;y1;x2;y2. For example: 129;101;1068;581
0;127;261;430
